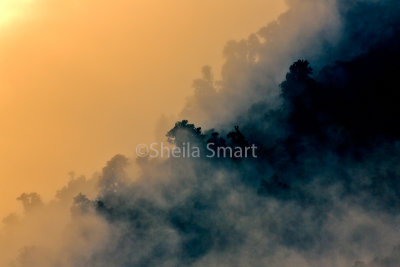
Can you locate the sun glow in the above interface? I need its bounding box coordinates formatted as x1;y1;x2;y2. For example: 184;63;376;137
0;0;33;27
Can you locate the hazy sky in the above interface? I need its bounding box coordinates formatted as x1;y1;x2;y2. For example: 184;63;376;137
0;0;286;218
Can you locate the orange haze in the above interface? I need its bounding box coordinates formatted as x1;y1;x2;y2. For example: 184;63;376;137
0;0;286;218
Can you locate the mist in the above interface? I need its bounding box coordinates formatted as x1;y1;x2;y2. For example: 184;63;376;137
1;0;400;266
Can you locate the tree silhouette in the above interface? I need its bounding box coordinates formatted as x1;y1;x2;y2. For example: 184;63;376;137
206;131;227;152
280;59;313;100
17;193;43;212
166;120;204;147
227;126;248;148
280;60;322;136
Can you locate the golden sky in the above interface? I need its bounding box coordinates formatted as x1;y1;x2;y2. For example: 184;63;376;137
0;0;286;218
